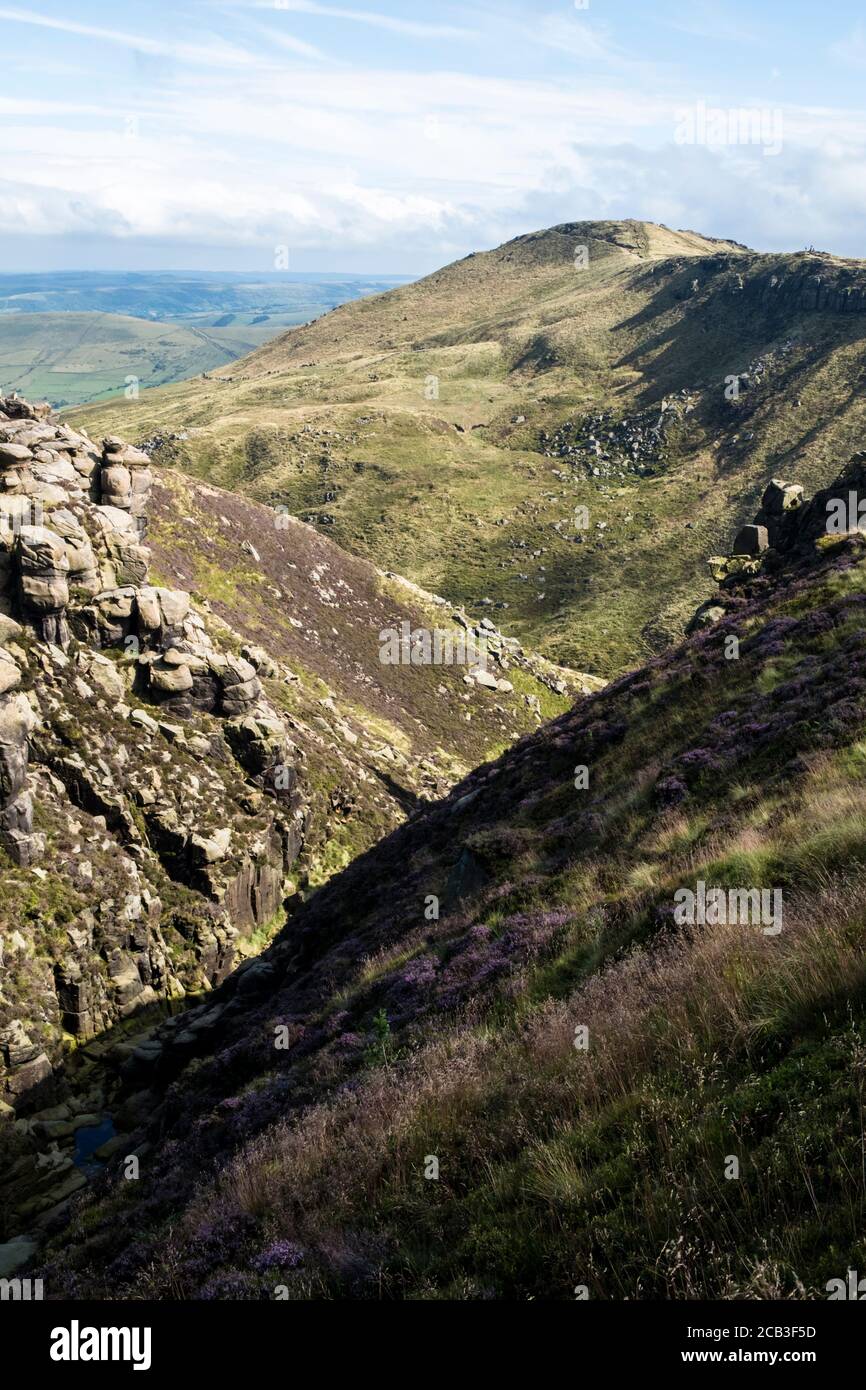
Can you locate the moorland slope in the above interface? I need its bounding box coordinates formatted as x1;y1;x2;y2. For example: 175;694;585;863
69;219;866;674
32;445;866;1300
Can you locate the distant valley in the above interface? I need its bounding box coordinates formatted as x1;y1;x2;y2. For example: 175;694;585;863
0;270;410;408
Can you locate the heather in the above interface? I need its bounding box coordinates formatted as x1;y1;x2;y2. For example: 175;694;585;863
33;533;866;1299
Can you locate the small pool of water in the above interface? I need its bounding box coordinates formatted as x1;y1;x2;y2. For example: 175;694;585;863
73;1115;116;1176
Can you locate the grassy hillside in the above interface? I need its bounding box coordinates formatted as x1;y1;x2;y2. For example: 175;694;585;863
67;219;866;676
0;400;580;1240
36;464;866;1300
145;467;590;887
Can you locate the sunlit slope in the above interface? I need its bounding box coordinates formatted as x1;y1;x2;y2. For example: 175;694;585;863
69;220;866;675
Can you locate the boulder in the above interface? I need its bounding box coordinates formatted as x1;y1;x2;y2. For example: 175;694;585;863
468;667;499;689
135;585;189;635
219;654;258;687
224;713;295;780
129;467;154;519
100;462;133;509
15;526;70;640
189;827;232;864
130;707;159;733
0;614;22;644
241;644;278;678
156;588;189;630
0;442;33;465
49;510;99;593
83;653;126;702
221;677;262;716
731;523;769;557
0;648;20;694
149;661;194;695
686;600;727;633
761;478;804;515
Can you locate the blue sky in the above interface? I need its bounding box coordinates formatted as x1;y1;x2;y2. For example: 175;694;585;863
2;0;866;272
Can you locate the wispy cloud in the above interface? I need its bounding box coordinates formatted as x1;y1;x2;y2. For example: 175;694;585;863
0;5;257;67
492;8;645;70
242;21;328;60
222;0;477;41
829;23;866;70
662;1;763;45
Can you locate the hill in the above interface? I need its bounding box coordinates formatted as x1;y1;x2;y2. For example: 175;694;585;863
67;219;866;675
29;447;866;1300
0;396;577;1243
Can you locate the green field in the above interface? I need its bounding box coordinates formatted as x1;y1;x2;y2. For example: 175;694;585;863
0;310;304;407
0;270;409;407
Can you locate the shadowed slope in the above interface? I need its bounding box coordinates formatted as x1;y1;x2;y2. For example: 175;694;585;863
35;457;866;1300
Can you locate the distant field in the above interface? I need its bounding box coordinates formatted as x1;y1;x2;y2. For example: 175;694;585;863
0;270;409;406
0;310;301;407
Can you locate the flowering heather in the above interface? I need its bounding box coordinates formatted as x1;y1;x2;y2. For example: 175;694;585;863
431;910;569;1008
655;775;688;805
251;1240;305;1271
676;748;722;775
199;1273;263;1301
32;520;866;1304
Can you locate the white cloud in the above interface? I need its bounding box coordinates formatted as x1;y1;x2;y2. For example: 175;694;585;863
662;1;764;45
3;6;866;267
242;22;329;59
219;0;478;41
0;5;258;67
4;71;866;266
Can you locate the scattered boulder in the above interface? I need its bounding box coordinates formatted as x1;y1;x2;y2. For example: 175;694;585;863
731;523;769;557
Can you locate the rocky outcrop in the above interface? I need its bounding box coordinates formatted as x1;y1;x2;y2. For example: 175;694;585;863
688;453;866;630
541;392;696;482
0;685;40;867
0;400;152;643
697;476;807;596
745;264;866;316
0;397;307;1126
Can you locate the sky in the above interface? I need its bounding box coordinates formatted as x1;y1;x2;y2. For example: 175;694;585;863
2;0;866;273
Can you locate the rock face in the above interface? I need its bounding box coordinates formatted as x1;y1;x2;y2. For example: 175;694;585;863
0;687;39;866
744;264;866;316
688;452;866;630
0;403;151;643
0;396;307;1125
